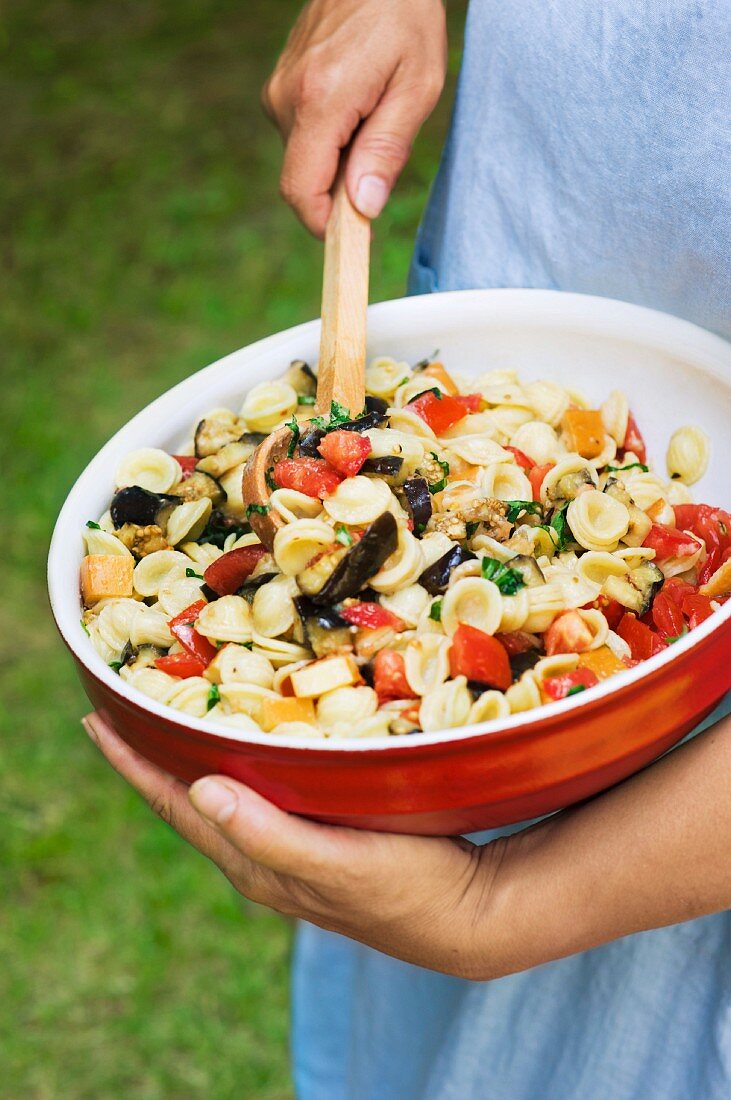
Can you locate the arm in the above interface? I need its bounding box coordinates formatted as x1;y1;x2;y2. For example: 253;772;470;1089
262;0;447;235
83;710;731;981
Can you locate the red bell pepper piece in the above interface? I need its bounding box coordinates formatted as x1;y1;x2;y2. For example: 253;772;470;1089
155;652;209;678
529;463;554;501
543;667;600;701
204;545;268;596
505;446;535;470
273;457;344;498
168;600;217;666
373;649;417;704
448;624;511;690
339;602;405;631
617;613;667;661
409;390;468;434
317;430;372;476
621;411;647;464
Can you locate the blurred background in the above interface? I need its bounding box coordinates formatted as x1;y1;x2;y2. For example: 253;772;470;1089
2;2;464;1095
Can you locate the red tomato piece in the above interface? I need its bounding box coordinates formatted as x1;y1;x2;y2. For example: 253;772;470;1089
448;624;511;690
505;446;535;470
661;577;697;608
582;595;625;631
373;649;417;704
317;430;372;476
495;630;539;656
409;391;468;434
340;602;405;631
544;611;595;656
155;652;209;677
698;547;721;586
651;591;684;641
617;613;668;661
168;600;217;666
453;393;483;414
273;457;344;498
681;593;715;629
172;455;198;479
204;545;268;596
642;523;700;562
622;411;647;464
529;462;554;501
543;668;600;701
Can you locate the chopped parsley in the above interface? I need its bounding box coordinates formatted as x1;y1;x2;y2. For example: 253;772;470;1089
265;467;278;492
109;660;123;672
567;684;587;697
429;598;443;622
606;462;649;473
427;452;450;495
206;683;221;711
465;521;479;540
85;520;101;530
245;503;270;518
480;556;526;595
505;500;543;524
407;386;443;405
539;502;571;551
185;567;204;579
666;625;690;644
297;394;316;406
309;400;356;434
197;515;250;549
241;640;254;650
335;524;353;547
286;415;301;457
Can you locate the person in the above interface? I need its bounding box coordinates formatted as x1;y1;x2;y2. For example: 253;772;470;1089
84;1;731;1097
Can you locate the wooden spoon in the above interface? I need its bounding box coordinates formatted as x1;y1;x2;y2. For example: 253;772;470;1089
242;168;370;551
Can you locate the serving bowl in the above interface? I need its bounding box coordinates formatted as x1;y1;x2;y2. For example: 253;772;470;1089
48;289;731;835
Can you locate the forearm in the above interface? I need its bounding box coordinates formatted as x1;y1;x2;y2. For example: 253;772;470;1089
478;713;731;979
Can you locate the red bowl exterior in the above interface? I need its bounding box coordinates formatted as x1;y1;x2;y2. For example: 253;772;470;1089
75;613;731;835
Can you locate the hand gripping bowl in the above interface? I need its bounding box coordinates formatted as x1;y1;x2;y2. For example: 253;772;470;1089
48;290;731;835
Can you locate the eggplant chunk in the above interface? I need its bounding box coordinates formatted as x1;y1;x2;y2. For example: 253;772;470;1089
364;395;389;419
195;441;254;478
306;512;399;604
403;477;432;535
110;485;179;529
361;456;405;486
603;477;633;507
236;572;279;603
283;359;317;396
115;522;170;558
548;468;595;502
507;554;545;587
335;409;386;433
298;427;327;457
171;470;226;507
418;545;477;595
295;597;352;657
604;561;664;616
194;414;243;458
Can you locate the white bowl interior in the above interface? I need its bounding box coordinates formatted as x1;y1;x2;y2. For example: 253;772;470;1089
49;289;731;750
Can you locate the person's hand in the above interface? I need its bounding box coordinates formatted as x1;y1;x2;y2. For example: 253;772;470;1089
262;0;447;236
82;711;500;978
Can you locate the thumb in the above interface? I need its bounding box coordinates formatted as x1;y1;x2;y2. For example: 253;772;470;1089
346;83;432;219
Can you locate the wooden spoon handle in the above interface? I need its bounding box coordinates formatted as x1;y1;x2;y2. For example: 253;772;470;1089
316;170;370;416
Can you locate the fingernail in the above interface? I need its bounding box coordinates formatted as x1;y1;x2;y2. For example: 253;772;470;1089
189;778;238;824
82;714;100;745
354;175;389;219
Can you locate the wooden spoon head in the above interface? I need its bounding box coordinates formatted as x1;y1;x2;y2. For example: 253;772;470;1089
241;426;290;551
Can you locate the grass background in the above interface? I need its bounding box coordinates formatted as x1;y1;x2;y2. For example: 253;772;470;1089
1;2;464;1095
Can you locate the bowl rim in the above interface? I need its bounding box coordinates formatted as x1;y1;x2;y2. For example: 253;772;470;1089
48;287;731;753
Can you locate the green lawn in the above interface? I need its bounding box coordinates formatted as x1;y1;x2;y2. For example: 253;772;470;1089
1;2;462;1095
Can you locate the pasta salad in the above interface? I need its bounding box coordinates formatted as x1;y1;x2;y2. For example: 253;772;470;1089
79;356;730;739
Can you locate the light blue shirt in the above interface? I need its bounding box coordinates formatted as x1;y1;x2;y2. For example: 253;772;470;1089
292;3;731;1096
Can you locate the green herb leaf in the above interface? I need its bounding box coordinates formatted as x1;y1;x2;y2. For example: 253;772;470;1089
246;503;270;518
286;415;300;458
109;660;123;672
567;684;587;696
196;516;250;549
407;386;443;405
429;598;443;622
606;462;649;473
538;502;571;550
666;625;690;644
504;500;543;524
241;641;254;650
80;618;90;636
297;394;316;406
480;556;526;595
413;349;440;371
465;521;479;540
185;567;204;580
427;452;450;494
335;524;353;547
207;683;221;711
265;467;278;492
85;520;101;530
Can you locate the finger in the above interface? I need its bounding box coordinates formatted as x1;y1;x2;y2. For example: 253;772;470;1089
278;115;347;238
189;774;360;880
346;74;442;219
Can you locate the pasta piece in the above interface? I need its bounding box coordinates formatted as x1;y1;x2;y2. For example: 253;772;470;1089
180;541;223;568
419;676;472;732
575;608;610;650
167;677;212;718
322;476;392;526
488;406;534;441
195;440;253;478
218;683;279;723
218;463;247;518
566;490;630;551
273;518;337;576
252;574;299;637
666;425;710;485
316;686;378;733
269;721;324;739
509;421;563;465
119;665;179;703
129;605;174;649
205;645;275;688
504;673;542;714
165;498;212;545
83;527;133;558
576;551;630;591
364;428;425;475
393;374;450;407
97;598;142;654
478;380;530;408
269;488;323;523
379;584;431;628
252;634;311;667
480;461;532;501
419;531;456;571
157;574;205;618
364;356;412;398
620;470;667;512
386;407;437;441
540;455;599;504
206;707;264;736
600;390;629;445
443;436;511;467
522;583;565;632
115;447;180;493
440;577;503;636
498;588;531;632
468;690;510;724
665;479;694;506
440;412;499;441
471;533;517;563
605;630;632;663
240;380;298;433
87;618;119;664
523;380;571;427
370;526;425;593
404;634;452;696
195;595;252;644
132;550;191;597
337;713;393;739
534;653;580;681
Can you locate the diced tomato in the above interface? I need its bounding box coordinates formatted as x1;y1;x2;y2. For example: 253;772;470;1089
168;600;217;666
642;523;700;562
672;504;731;586
505;446;534;470
373;649;416;704
529;462;554;501
543;667;600;701
662;577;697;608
617;613;668;661
172;455;198;479
448;624;511;690
340;601;405;632
203;545;268;596
155;652;209;677
453;393;483;414
273;457;344;498
651;591;684;641
495;630;539;656
698;548;722;587
409;390;468;434
681;593;715;629
622;411;647;464
544;611;595;656
317;429;372;476
582;595;624;631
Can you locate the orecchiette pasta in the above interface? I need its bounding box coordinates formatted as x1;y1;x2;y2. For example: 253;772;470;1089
566;490;630;551
195;595;252;644
240;380;298;433
116;448;180;493
666;425;710;485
